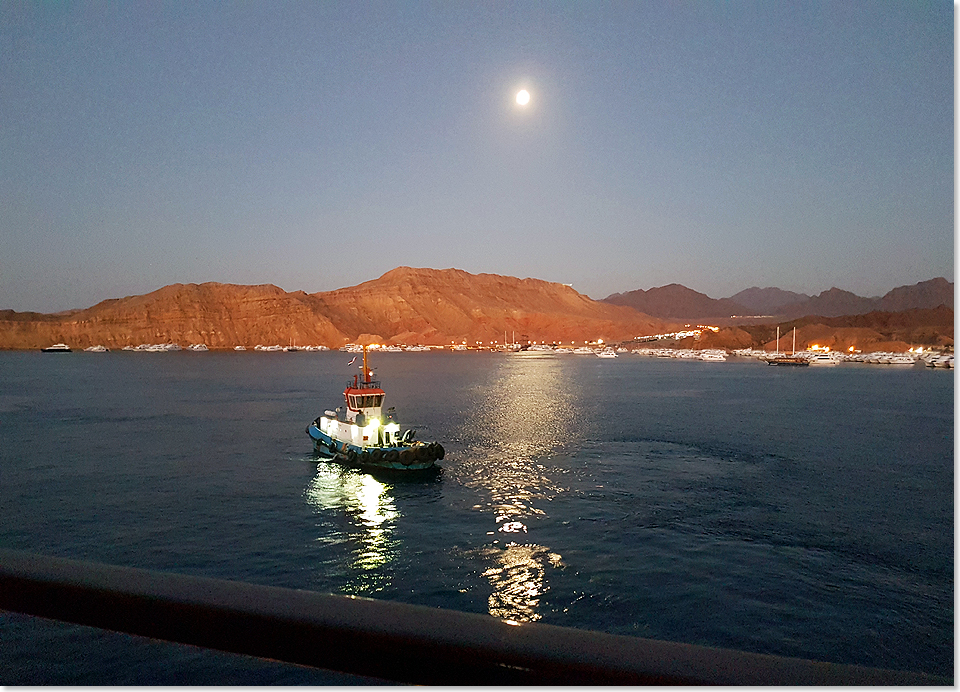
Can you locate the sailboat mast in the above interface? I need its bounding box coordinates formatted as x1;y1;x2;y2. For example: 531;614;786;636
792;328;796;355
776;326;780;355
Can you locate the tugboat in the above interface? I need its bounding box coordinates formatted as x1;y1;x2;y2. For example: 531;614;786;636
306;346;444;471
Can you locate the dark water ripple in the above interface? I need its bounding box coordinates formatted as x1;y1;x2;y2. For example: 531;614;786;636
0;350;952;682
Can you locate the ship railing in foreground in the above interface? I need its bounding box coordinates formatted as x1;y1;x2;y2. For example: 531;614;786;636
0;549;948;686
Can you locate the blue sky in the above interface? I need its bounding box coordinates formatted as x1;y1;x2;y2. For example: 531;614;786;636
1;1;953;313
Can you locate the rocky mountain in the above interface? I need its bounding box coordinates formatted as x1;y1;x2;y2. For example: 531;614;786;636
602;284;750;319
2;270;951;351
0;268;674;350
726;287;810;315
878;277;953;312
0;283;347;351
309;267;669;345
776;278;953;318
775;287;883;319
605;277;952;321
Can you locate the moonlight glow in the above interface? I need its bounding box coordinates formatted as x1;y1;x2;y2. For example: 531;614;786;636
516;89;530;105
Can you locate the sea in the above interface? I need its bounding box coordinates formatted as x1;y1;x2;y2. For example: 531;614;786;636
0;350;953;683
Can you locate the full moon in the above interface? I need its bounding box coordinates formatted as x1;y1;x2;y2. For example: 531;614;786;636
516;89;530;106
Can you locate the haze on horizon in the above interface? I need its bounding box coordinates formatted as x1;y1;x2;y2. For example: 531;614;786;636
1;2;952;314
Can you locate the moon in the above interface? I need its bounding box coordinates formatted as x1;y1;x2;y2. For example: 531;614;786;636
516;89;530;106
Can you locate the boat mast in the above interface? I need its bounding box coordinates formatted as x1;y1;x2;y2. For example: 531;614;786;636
792;328;796;355
362;345;369;386
776;326;780;355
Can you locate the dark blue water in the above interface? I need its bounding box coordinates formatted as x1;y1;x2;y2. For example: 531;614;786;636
0;351;952;682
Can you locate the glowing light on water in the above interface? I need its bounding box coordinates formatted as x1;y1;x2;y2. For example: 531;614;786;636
304;467;398;593
453;356;578;622
482;543;564;622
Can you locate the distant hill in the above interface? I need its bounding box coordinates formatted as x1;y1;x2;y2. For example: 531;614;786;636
604;277;952;321
726;287;810;315
776;287;882;319
777;278;953;318
0;268;673;350
878;277;953;312
602;283;750;319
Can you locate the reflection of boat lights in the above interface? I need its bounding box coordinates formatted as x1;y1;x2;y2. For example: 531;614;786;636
304;468;398;592
353;475;396;571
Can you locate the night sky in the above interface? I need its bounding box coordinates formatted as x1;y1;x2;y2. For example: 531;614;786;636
1;1;953;313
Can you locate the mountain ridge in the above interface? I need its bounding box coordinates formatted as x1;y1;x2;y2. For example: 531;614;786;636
603;277;952;319
0;269;951;351
0;269;673;350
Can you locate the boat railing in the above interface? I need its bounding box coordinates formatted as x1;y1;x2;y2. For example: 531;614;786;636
345;379;381;390
0;549;948;686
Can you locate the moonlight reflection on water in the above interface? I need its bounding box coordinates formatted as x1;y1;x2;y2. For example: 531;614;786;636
451;353;587;622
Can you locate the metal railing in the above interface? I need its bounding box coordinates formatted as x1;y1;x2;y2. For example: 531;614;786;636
0;549;948;685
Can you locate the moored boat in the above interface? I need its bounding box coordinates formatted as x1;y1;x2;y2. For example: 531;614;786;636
767;355;809;366
40;343;71;352
306;346;444;472
766;327;808;366
882;354;916;366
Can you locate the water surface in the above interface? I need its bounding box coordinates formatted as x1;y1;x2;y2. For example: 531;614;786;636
0;351;952;682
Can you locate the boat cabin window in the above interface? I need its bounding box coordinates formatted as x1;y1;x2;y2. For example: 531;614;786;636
349;394;384;409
